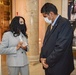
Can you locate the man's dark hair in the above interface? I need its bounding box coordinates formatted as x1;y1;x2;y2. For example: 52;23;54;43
41;3;58;14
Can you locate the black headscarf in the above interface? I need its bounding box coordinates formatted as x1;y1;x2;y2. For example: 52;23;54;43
9;16;28;37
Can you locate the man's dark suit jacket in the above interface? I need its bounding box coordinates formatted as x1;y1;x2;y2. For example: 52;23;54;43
40;16;74;75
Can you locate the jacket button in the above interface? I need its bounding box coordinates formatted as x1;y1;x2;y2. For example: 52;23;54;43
22;52;23;53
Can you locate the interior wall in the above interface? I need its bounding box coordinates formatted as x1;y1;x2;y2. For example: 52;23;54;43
62;0;68;18
39;0;46;53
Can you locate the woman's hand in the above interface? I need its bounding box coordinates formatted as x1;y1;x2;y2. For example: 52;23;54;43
16;42;27;50
16;42;23;50
21;44;27;50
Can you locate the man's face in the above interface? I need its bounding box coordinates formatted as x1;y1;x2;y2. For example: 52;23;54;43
42;12;54;24
42;12;53;20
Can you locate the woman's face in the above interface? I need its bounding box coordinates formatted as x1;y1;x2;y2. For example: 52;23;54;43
18;18;26;34
19;18;24;25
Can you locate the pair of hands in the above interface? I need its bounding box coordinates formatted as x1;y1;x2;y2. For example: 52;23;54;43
41;58;49;69
16;42;27;50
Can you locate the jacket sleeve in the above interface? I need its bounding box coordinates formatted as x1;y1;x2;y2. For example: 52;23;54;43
46;21;73;67
40;25;50;58
0;32;17;54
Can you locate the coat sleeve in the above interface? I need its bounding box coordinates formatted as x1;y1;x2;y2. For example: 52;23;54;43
46;21;73;67
0;32;17;54
40;25;50;58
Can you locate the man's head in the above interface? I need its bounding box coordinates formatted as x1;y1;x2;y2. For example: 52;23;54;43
41;3;58;24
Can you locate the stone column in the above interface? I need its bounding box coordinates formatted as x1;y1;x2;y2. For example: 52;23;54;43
25;0;39;64
0;28;2;75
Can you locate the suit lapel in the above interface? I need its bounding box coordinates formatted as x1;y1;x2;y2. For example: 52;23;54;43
43;16;62;46
43;24;58;45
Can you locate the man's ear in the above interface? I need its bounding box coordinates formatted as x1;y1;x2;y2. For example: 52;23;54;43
49;12;54;15
49;12;54;17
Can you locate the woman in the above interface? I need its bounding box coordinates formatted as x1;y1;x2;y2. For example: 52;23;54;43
0;16;29;75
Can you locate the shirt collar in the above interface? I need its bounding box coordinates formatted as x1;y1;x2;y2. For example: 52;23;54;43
52;15;60;26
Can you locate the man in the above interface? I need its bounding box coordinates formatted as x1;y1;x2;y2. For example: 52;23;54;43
40;3;74;75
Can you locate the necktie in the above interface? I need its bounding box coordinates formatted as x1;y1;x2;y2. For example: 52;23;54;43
50;25;53;30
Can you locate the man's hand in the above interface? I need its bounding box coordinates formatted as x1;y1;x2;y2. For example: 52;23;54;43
41;58;49;69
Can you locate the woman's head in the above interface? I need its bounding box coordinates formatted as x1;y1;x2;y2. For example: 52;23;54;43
9;16;27;37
